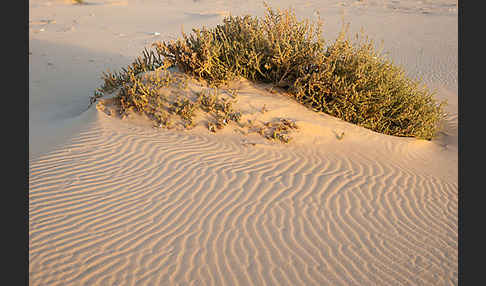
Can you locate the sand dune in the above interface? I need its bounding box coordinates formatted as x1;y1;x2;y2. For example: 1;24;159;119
29;106;457;285
29;0;458;285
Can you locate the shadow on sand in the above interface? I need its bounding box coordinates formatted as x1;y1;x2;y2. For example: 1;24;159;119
29;38;132;160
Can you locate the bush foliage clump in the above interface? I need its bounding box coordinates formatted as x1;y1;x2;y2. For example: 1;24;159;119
94;5;445;140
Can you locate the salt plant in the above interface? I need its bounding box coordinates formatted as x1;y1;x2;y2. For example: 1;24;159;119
92;4;445;140
152;4;445;140
196;90;242;132
90;47;167;106
169;98;197;127
253;118;299;144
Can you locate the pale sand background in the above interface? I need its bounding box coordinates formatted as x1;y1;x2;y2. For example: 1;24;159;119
29;0;458;285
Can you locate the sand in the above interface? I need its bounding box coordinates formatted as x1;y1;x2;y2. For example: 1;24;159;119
29;0;458;285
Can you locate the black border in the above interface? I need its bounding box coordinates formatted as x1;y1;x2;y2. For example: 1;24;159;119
14;0;28;285
458;0;462;284
25;0;29;285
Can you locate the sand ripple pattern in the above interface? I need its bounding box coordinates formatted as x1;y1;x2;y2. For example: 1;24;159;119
29;116;457;286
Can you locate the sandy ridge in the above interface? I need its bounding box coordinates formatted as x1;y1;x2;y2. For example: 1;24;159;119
29;110;457;286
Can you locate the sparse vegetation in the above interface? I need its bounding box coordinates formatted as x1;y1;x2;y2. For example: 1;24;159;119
263;119;299;143
92;4;446;140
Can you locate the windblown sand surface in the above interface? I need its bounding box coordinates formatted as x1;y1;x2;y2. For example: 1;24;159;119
29;0;458;285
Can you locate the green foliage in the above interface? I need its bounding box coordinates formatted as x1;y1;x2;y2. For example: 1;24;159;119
197;91;240;119
169;98;197;126
250;118;299;143
153;4;325;88
292;27;445;139
152;5;445;140
196;90;242;131
92;4;446;140
91;48;166;101
267;119;299;143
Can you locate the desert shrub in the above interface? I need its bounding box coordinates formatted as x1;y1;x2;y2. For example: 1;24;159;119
153;4;325;88
152;5;445;139
90;48;166;105
292;28;446;139
93;4;445;140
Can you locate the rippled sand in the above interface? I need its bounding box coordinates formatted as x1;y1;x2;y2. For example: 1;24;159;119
29;0;458;285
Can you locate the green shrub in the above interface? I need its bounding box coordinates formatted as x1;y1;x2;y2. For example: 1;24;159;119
292;28;446;139
153;4;325;88
93;4;446;140
153;5;445;139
